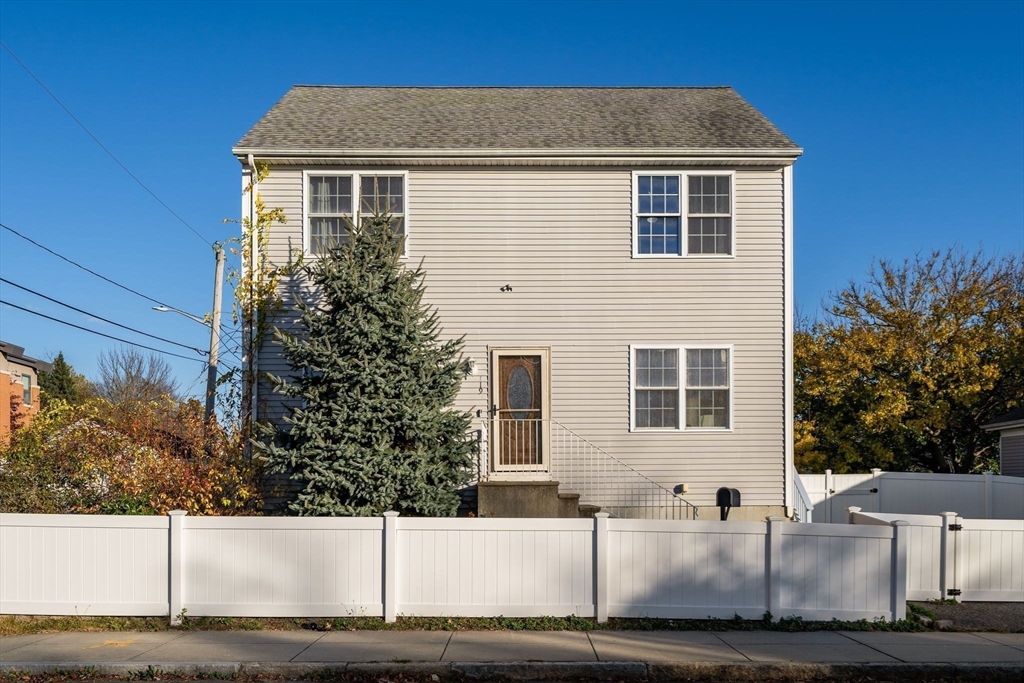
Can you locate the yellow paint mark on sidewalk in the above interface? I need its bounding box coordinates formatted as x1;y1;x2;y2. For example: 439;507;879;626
87;638;137;649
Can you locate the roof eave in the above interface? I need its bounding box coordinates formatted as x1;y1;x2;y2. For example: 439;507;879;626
232;146;803;159
982;419;1024;432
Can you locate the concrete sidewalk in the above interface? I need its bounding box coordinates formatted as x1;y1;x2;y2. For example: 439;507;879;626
2;629;1022;680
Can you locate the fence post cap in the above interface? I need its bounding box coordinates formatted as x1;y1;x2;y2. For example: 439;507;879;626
870;468;883;475
766;515;786;522
594;512;611;519
940;511;957;517
168;510;188;516
847;506;862;513
890;519;910;527
383;511;401;517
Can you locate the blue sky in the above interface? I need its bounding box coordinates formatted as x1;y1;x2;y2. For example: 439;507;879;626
1;0;1022;395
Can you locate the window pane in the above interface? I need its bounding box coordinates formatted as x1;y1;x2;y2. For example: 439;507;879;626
688;175;730;216
635;389;678;429
636;348;678;388
637;175;681;219
309;176;352;215
687;217;731;255
360;175;404;215
638;217;680;255
310;217;348;254
687;349;729;388
685;389;729;428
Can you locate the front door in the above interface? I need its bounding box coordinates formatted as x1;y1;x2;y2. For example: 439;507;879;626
491;348;550;473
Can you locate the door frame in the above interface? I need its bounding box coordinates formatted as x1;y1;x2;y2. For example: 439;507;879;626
490;347;551;475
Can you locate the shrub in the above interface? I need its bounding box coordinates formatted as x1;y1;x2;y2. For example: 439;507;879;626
0;397;262;515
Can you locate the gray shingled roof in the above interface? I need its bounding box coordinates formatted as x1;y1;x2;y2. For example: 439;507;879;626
234;86;800;154
983;407;1024;429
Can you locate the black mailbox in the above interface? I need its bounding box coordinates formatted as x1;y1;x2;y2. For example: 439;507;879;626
716;487;741;520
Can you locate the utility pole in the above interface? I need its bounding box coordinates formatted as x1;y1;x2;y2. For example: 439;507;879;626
205;246;225;424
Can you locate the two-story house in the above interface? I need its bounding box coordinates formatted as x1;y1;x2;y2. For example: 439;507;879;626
234;86;801;519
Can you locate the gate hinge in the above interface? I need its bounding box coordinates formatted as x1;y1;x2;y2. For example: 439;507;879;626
948;523;963;531
946;588;962;596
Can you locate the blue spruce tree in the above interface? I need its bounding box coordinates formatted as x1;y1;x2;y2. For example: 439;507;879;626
257;205;475;516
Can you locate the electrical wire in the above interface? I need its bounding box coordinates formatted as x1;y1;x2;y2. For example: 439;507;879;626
0;222;199;315
0;277;206;355
0;41;213;247
1;300;206;363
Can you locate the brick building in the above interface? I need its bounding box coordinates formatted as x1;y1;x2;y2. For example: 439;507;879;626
0;341;51;439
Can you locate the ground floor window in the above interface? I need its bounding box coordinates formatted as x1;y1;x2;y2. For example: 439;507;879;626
631;346;731;431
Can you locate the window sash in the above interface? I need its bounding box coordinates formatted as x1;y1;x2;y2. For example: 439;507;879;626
686;175;732;255
636;175;682;256
684;348;730;429
21;375;31;405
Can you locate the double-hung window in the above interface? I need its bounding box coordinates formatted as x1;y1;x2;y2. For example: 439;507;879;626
21;375;31;405
633;172;733;256
306;172;406;256
308;175;353;254
631;346;732;430
684;348;730;428
687;175;732;255
636;175;681;256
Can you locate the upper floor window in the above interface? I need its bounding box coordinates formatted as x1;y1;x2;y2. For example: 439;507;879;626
306;172;407;256
308;175;353;254
633;172;733;257
688;176;732;255
636;175;680;256
21;375;31;405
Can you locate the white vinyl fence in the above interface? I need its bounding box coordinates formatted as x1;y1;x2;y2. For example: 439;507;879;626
800;470;1024;523
850;509;1024;602
1;512;910;623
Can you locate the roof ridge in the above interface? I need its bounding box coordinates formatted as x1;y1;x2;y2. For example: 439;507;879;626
289;84;736;90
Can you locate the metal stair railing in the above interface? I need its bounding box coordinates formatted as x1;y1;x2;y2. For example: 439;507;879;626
485;418;698;519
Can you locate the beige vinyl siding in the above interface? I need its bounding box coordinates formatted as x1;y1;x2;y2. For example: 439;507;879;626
256;167;785;506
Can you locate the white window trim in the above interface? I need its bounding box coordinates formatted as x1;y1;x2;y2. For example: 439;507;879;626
302;169;410;258
631;170;736;259
629;343;735;433
21;374;32;406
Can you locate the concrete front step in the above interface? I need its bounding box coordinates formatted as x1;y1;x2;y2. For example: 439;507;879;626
477;480;599;518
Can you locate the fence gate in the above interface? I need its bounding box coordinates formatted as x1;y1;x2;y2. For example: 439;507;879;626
849;510;1024;603
951;516;1024;602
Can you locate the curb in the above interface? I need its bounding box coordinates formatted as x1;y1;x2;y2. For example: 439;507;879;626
2;660;1023;681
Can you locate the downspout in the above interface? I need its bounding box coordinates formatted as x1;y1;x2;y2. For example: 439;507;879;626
246;153;259;438
783;164;795;513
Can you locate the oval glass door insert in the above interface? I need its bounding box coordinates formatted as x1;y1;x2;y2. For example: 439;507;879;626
508;365;533;420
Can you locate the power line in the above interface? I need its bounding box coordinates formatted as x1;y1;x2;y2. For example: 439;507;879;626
1;222;197;314
0;41;212;247
1;300;206;364
1;277;206;355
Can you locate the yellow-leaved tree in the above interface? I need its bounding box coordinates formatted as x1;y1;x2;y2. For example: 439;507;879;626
795;247;1023;474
